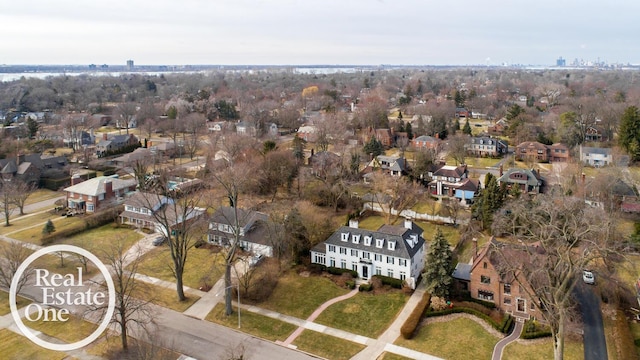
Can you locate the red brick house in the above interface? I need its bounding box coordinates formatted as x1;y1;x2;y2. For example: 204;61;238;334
454;238;540;320
64;175;137;213
515;141;570;163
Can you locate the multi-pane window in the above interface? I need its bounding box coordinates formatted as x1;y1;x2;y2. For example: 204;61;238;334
351;249;358;257
339;247;347;255
481;275;491;284
504;284;511;295
374;254;382;261
400;271;406;281
328;245;336;252
329;258;335;267
387;256;395;264
504;298;511;305
375;267;382;275
399;259;407;266
478;290;494;301
362;252;370;259
340;259;346;269
387;269;394;278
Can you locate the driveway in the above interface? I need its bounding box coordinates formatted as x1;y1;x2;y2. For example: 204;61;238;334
575;282;608;360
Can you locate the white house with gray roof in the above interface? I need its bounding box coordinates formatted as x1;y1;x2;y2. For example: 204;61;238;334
310;219;426;289
579;146;612;167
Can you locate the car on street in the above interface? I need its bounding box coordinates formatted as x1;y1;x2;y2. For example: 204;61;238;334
583;270;595;285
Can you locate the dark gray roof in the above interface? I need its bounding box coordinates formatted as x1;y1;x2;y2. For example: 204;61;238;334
452;263;472;281
323;223;425;260
581;146;611;155
210;206;268;232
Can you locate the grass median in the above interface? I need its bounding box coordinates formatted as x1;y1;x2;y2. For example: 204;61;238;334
292;329;365;360
205;303;296;342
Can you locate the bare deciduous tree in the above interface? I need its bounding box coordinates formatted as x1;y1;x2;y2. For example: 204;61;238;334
0;241;32;294
492;194;619;360
370;172;422;224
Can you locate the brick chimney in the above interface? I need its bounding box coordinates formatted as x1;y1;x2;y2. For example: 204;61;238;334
102;133;108;141
499;164;503;177
16;154;24;166
104;179;113;197
71;174;83;185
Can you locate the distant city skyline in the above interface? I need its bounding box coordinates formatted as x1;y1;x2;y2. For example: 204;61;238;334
2;0;640;66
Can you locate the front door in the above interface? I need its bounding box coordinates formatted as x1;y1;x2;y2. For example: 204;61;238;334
362;265;369;279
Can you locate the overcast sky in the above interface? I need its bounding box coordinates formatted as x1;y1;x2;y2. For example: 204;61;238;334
2;0;639;66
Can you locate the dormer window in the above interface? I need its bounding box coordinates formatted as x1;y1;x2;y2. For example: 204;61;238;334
341;233;349;242
375;239;384;248
388;241;396;251
364;236;372;246
352;234;360;244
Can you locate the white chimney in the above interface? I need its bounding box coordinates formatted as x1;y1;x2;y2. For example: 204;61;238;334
404;218;412;230
349;219;359;229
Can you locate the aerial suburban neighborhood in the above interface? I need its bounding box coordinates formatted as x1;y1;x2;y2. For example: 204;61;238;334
2;65;640;360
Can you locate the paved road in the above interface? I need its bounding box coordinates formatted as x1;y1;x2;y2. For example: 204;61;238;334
575;282;608;360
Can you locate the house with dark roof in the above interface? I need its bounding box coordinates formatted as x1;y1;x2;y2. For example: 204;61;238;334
208;206;275;257
453;238;540;320
64;175;137;213
311;219;426;289
365;155;409;177
96;133;139;158
497;168;544;194
427;164;479;204
0;153;67;186
119;191;205;234
579;146;613;167
466;137;508;157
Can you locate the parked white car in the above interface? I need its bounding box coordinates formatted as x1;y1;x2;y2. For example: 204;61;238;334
583;270;595;285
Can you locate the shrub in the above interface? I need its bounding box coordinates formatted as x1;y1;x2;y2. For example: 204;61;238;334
359;283;373;292
41;205;123;245
400;292;431;339
308;263;326;275
372;275;403;289
430;296;449;311
326;266;358;278
426;307;513;334
345;280;356;289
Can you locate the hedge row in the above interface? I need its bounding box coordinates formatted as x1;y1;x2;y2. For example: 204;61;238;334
400;292;431;339
372;275;404;289
425;307;513;334
41;205;124;245
326;266;358;278
359;283;373;292
521;330;552;339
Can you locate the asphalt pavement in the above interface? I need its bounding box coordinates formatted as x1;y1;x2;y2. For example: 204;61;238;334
575;282;608;360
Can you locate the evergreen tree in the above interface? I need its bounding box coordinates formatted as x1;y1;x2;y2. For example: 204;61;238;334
423;228;453;298
291;134;306;163
42;219;55;235
405;122;413;139
463;119;472;135
363;136;384;157
26;117;39;139
619;106;640;161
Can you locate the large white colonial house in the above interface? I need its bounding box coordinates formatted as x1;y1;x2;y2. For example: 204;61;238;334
310;219;426;289
207;206;275;258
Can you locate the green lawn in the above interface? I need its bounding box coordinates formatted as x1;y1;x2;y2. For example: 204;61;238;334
25;189;62;206
395;317;499;360
0;290;31;316
358;215;387;230
0;329;68;360
412;201;442;215
466;157;502;168
258;272;349;319
206;303;296;342
315;291;407;338
503;339;584;360
134;280;199;312
26;314;98;344
137;245;224;290
418;222;461;246
8;216;84;243
55;224;143;262
378;352;414;360
630;322;640;358
0;212;65;236
292;329;366;360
